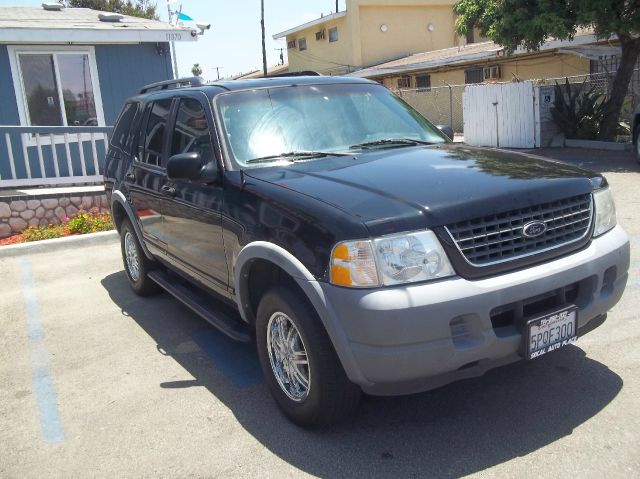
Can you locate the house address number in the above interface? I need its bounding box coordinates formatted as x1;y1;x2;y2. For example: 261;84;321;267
166;33;182;41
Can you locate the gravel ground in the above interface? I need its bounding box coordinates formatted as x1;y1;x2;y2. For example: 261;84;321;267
1;147;638;478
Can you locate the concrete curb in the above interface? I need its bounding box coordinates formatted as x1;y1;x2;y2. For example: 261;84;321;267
564;139;632;151
0;230;118;259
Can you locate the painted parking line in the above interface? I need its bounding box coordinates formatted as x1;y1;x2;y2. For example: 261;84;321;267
192;328;263;388
20;258;64;445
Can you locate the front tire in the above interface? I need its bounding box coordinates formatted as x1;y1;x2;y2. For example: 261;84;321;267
120;219;160;296
256;286;361;428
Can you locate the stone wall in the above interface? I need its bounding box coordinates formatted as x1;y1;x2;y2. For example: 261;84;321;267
0;193;108;239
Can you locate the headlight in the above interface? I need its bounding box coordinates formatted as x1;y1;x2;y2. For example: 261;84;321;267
330;230;454;288
593;188;616;237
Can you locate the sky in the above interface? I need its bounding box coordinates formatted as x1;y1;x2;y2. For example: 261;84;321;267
1;0;347;80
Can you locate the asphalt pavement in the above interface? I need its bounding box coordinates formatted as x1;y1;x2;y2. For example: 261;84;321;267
1;147;639;478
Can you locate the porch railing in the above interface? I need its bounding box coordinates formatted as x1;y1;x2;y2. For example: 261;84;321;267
0;126;113;188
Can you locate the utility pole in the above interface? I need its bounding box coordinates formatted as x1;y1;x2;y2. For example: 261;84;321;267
274;48;284;65
212;66;223;80
336;0;339;13
166;2;179;78
261;0;267;77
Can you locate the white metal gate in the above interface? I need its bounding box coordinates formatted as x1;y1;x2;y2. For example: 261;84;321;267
463;81;536;148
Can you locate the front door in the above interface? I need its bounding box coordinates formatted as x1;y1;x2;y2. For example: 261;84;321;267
126;97;174;256
161;95;230;298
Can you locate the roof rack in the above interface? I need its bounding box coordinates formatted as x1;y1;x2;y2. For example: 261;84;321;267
264;71;322;79
138;76;205;94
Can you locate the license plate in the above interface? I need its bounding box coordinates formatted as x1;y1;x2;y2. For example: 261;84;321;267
527;307;578;359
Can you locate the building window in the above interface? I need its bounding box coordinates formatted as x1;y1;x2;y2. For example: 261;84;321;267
299;38;307;51
9;46;104;127
329;27;338;43
465;67;484;84
315;30;325;41
415;74;431;92
397;76;411;89
287;39;296;49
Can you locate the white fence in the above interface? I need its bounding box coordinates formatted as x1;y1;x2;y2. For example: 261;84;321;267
463;82;536;148
0;126;112;188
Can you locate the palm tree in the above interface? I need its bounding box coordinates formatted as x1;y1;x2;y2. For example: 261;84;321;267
191;63;203;77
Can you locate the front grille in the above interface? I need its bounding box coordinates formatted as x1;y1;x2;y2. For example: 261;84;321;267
445;193;592;266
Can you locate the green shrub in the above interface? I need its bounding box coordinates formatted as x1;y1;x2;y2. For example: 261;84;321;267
22;224;68;242
551;79;629;140
67;208;114;234
20;208;114;243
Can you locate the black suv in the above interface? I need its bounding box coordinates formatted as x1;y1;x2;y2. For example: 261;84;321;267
105;75;630;427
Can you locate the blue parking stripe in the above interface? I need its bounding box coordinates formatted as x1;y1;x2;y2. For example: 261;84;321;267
192;329;263;388
20;258;64;444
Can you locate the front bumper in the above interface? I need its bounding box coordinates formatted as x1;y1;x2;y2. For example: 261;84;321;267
319;225;630;396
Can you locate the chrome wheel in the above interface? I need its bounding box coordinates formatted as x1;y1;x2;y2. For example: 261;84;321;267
266;311;310;402
124;231;140;282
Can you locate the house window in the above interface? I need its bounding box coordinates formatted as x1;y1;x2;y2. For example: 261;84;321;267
397;76;411;89
287;39;296;49
315;30;325;41
329;27;338;43
16;52;100;126
415;74;431;91
465;67;484;84
299;38;307;51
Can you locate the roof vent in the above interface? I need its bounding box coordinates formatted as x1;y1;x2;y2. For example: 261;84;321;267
42;3;64;11
98;13;124;22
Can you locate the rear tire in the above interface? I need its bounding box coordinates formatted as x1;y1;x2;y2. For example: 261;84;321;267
256;286;361;428
120;219;160;296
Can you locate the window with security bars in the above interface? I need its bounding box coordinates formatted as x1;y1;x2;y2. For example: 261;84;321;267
415;74;431;92
465;67;484;84
397;76;411;89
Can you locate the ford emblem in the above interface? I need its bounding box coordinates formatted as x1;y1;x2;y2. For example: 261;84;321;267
522;221;547;238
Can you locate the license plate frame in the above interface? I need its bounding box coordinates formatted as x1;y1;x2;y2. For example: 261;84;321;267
526;306;578;360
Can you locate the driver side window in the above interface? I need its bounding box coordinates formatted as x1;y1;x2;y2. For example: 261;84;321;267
170;98;214;164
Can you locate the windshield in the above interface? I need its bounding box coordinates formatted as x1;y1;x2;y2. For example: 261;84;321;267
215;83;448;167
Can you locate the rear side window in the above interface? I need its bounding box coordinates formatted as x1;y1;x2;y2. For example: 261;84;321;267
141;98;173;167
111;102;139;152
170;98;214;163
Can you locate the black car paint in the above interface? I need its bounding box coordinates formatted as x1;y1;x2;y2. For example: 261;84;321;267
104;77;604;306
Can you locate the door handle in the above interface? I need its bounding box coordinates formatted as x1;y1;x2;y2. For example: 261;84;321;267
125;172;136;181
161;185;176;196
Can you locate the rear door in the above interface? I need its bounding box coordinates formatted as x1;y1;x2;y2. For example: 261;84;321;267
125;96;174;256
161;93;230;297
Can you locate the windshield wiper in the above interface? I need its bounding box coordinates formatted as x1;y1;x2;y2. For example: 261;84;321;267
246;151;349;164
349;138;436;149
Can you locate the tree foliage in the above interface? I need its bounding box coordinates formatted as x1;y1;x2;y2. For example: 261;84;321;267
453;0;640;140
66;0;159;20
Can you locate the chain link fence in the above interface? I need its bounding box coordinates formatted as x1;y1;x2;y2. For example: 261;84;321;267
535;69;640;128
397;65;639;138
397;84;466;135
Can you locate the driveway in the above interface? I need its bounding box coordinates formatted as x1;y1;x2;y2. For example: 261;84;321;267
1;148;639;478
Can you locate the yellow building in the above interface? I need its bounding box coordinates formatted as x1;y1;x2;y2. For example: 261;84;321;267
273;0;464;75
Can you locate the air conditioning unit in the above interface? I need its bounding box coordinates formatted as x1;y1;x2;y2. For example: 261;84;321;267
315;30;325;41
483;65;502;80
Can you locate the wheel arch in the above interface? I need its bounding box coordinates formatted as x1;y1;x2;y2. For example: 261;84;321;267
110;189;154;260
234;241;368;386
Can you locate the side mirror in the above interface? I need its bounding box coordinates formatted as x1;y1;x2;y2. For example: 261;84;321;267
166;152;216;183
436;125;454;140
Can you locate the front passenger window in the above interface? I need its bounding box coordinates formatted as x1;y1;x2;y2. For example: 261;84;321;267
171;99;213;163
142;99;172;167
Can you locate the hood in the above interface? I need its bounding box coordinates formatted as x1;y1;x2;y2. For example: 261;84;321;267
244;144;602;237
